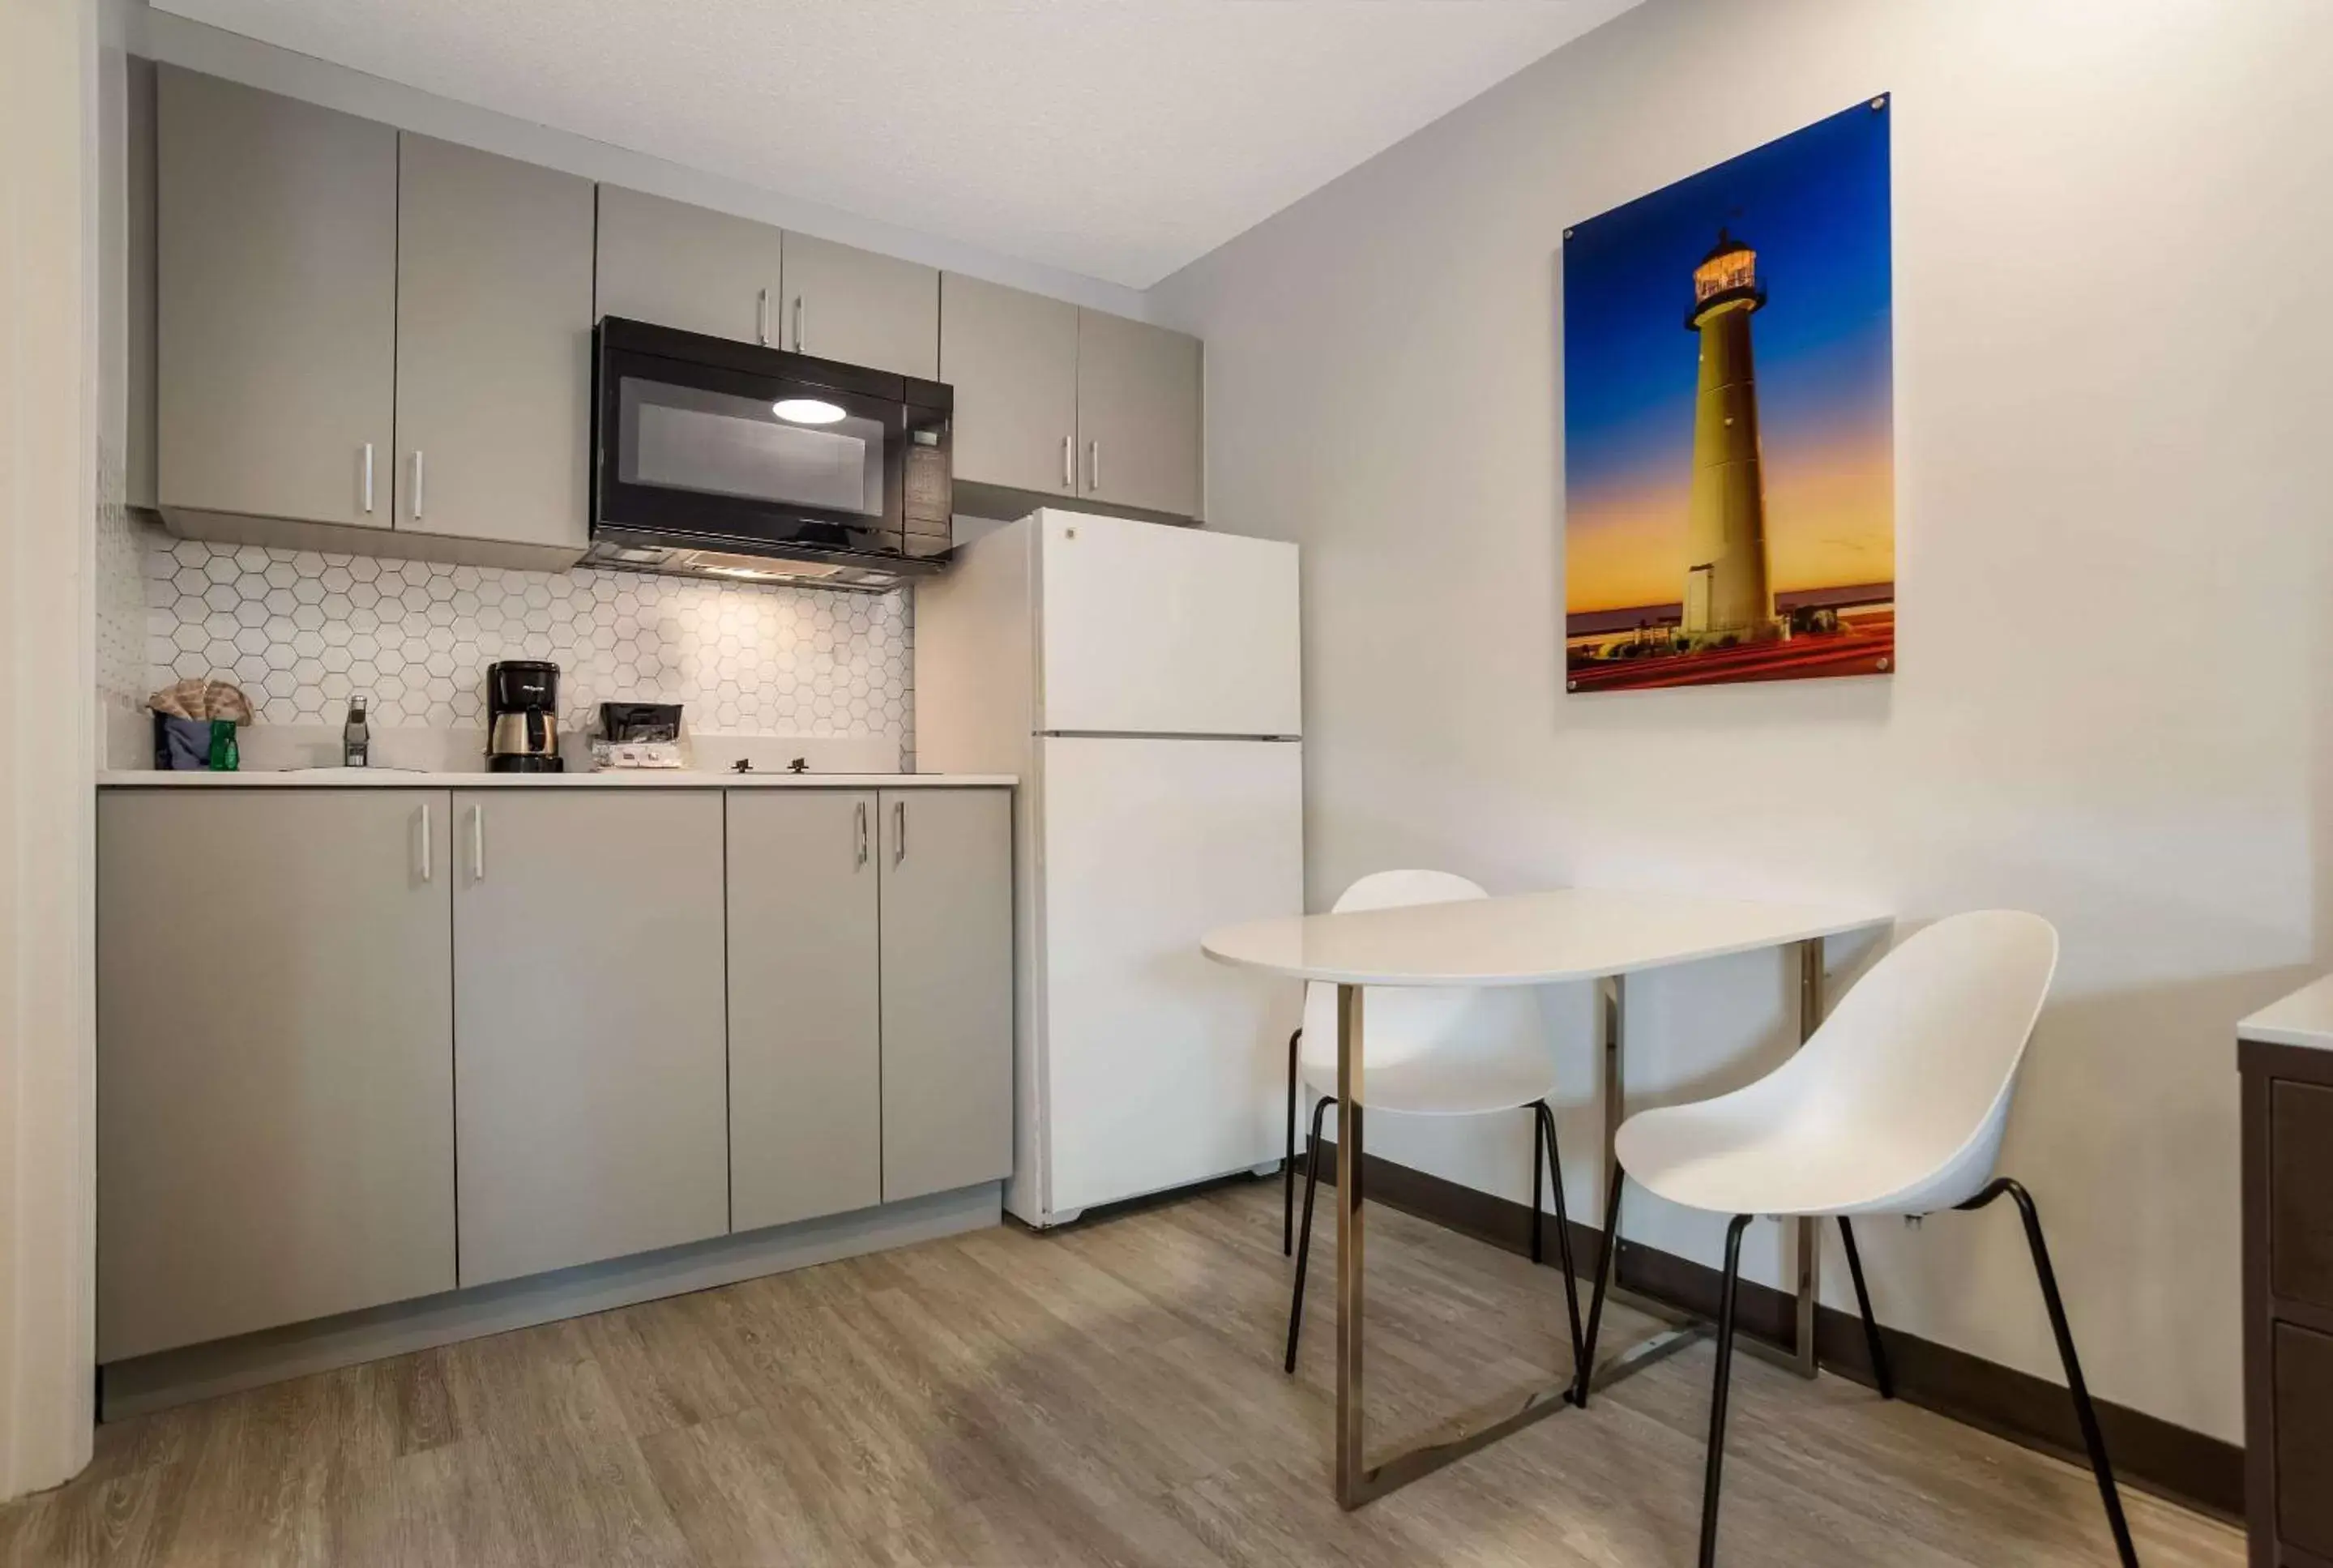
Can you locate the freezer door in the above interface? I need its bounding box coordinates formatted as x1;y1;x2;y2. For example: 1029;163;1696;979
1038;735;1302;1216
1037;511;1300;737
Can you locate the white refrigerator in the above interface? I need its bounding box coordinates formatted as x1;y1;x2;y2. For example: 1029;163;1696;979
916;510;1303;1227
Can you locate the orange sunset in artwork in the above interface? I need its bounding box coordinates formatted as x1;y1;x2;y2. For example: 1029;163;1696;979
1562;98;1894;691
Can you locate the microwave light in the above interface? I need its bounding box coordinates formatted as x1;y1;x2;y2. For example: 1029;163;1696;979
690;554;844;581
772;398;847;425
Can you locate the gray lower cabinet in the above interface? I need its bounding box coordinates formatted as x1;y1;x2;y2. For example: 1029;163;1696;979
451;791;729;1286
96;783;1013;1357
156;66;398;531
595;184;788;346
940;273;1079;498
878;788;1014;1202
780;232;940;379
1076;309;1203;519
726;793;883;1231
394;135;594;551
97;790;455;1361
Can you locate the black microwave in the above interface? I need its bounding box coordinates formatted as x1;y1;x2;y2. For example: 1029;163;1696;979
587;317;952;592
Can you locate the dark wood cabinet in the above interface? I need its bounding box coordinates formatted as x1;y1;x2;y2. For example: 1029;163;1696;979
2271;1081;2333;1314
2274;1322;2333;1560
2244;1033;2333;1568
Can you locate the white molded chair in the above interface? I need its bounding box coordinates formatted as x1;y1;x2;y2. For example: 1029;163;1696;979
1282;870;1583;1374
1573;911;2137;1568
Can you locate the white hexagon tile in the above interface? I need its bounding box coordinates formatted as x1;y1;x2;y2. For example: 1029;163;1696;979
96;447;145;707
139;529;912;751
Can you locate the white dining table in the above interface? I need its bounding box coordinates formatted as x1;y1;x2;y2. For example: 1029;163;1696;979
1201;886;1891;1510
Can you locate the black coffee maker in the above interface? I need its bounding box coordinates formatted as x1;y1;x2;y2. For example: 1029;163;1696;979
485;660;562;773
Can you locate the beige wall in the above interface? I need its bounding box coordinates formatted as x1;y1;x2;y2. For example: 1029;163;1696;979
1152;0;2333;1443
0;0;100;1500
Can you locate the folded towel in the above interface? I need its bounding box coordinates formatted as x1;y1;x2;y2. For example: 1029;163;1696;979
147;677;254;724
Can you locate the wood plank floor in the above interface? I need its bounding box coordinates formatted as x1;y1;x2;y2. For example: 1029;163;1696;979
2;1179;2241;1566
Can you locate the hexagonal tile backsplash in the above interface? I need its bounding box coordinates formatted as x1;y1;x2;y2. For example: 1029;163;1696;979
141;530;911;751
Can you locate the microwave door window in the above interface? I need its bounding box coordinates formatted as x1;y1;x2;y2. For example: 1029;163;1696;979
618;378;886;519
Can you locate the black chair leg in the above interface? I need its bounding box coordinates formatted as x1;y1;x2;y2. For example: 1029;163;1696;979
1957;1179;2139;1568
1698;1214;1754;1568
1284;1094;1335;1374
1532;1101;1587;1374
1837;1216;1895;1399
1572;1161;1627;1407
1282;1028;1301;1256
1530;1102;1546;1266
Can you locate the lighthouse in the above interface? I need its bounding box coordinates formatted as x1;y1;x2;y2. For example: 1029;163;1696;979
1680;229;1779;642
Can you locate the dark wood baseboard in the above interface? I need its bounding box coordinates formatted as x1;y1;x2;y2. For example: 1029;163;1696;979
1305;1136;2242;1522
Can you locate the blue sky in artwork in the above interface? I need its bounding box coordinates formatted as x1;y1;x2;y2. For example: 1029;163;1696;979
1562;98;1893;512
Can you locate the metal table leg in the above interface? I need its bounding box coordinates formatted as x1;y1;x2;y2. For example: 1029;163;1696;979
1323;939;1831;1508
1330;981;1601;1509
1598;942;1828;1387
1739;939;1823;1378
1581;972;1716;1396
1335;982;1367;1504
1792;938;1824;1379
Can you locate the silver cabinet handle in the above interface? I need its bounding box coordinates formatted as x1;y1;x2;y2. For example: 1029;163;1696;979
468;805;485;882
1088;439;1100;493
892;799;906;865
417;801;433;883
411;451;425;521
362;443;375;513
1062;434;1073;490
855;800;869;866
793;295;804;352
757;288;771;347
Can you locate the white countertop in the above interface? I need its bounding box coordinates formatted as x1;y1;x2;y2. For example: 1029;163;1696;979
1201;887;1890;988
2239;973;2333;1052
98;769;1015;789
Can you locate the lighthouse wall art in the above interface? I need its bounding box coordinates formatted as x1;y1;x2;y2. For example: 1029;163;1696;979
1562;97;1893;693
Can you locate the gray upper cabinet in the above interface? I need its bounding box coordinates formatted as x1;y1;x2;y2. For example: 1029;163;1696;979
1076;310;1203;519
126;57;159;512
451;790;729;1287
97;789;455;1361
395;135;594;551
780;232;940;379
156;66;397;530
878;788;1014;1203
941;273;1079;497
727;792;883;1232
147;69;1206;555
594;184;787;346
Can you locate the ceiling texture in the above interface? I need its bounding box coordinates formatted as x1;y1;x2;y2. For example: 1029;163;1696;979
151;0;1640;288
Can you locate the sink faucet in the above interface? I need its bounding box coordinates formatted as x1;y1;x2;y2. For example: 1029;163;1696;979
342;697;370;768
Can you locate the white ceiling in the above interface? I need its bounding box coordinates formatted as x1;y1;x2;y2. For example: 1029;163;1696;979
150;0;1640;288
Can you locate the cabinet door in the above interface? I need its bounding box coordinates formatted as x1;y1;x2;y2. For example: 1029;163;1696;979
782;232;940;379
2271;1080;2333;1314
1076;310;1203;519
878;788;1013;1202
595;184;787;345
98;790;454;1361
452;791;729;1286
940;273;1079;496
2277;1322;2333;1558
395;135;594;550
156;66;397;528
727;792;882;1231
